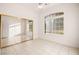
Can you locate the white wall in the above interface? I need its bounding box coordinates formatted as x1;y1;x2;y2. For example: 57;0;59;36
0;3;39;39
38;4;79;48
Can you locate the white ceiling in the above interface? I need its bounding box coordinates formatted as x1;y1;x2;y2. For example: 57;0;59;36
17;3;60;11
0;3;60;13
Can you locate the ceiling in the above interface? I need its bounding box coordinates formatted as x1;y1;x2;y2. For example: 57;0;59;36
17;3;60;11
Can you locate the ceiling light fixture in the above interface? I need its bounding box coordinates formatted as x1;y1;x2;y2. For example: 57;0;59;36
38;3;48;9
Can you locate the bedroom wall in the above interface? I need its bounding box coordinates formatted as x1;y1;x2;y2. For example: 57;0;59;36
38;4;79;48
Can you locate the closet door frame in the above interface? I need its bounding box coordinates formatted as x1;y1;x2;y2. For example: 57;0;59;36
0;15;1;48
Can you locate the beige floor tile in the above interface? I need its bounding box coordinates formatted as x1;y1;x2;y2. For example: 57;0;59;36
1;39;79;55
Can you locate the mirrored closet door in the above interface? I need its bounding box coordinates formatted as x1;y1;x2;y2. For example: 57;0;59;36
0;15;33;48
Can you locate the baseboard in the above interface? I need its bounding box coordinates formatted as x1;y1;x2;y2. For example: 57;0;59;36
43;38;79;49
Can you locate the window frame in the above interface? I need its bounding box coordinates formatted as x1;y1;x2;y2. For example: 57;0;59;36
44;12;64;34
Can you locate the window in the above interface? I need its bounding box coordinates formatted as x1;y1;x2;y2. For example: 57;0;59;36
45;12;64;34
53;17;64;34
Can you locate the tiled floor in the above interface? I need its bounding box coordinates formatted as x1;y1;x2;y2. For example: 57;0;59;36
0;39;79;55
